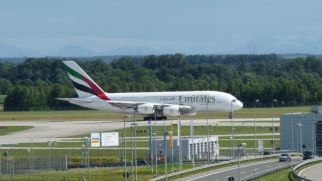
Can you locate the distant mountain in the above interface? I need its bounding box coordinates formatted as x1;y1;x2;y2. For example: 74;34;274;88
52;45;92;57
101;47;165;56
234;36;322;54
0;42;20;57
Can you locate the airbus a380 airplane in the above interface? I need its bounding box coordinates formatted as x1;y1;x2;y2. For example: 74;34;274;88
58;61;243;119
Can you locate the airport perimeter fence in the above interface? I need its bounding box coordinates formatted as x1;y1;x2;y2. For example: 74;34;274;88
0;155;67;175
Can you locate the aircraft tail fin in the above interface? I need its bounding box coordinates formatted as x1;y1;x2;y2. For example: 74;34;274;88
62;61;110;100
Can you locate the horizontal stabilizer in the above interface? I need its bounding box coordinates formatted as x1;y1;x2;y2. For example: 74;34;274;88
56;98;93;103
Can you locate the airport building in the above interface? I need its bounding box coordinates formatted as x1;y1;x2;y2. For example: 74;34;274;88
152;136;219;161
280;106;322;156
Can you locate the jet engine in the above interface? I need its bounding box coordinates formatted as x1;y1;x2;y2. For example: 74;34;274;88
137;104;155;114
163;105;181;117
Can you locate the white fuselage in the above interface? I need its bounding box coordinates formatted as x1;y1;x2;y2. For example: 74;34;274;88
71;90;243;115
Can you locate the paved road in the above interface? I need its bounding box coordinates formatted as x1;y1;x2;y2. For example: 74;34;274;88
175;159;298;181
299;162;322;181
0;118;279;144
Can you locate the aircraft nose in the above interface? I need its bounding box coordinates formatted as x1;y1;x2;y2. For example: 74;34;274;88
232;99;243;110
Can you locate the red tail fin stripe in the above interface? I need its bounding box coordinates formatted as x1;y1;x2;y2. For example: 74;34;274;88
83;76;110;100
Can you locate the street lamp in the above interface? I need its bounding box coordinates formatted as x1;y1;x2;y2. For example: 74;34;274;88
238;143;247;181
297;123;302;153
163;130;168;180
131;122;138;181
81;137;90;181
271;99;277;151
206;100;210;165
153;131;158;177
190;120;195;168
48;140;53;170
231;127;236;160
230;136;233;159
312;119;317;156
123;115;129;181
291;115;294;152
231;99;237;159
253;99;259;157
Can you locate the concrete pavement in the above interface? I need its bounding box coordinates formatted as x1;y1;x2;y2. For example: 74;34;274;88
0;118;279;144
175;159;299;181
299;162;322;181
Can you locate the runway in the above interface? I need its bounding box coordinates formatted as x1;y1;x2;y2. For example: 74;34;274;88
0;118;279;144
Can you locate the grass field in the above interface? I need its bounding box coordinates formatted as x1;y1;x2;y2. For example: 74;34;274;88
1;125;280;163
253;168;292;181
0;124;282;181
251;160;322;181
0;126;33;136
0;156;278;181
0;106;311;121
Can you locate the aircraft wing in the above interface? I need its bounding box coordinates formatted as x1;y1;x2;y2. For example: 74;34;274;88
106;100;144;109
106;100;194;113
57;98;195;114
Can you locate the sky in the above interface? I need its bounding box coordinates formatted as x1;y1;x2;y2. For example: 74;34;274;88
1;0;322;57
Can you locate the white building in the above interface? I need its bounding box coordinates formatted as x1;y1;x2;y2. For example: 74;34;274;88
152;136;219;161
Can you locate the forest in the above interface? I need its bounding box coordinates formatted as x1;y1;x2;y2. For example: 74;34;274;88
1;54;322;111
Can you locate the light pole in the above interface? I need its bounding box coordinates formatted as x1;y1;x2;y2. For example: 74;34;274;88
134;115;137;181
131;122;138;181
231;99;237;159
82;137;90;181
206;101;210;165
123;115;129;181
271;99;277;151
154;131;158;177
231;127;235;160
178;119;183;171
163;130;168;180
154;113;158;177
291;115;294;152
190;119;195;168
312;119;317;156
297;123;302;153
253;99;259;157
170;119;174;173
238;143;247;181
48;140;52;170
230;136;233;160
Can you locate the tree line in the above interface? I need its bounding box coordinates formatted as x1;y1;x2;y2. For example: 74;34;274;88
1;54;322;111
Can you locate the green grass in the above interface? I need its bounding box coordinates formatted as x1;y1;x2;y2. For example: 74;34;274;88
0;166;154;181
0;162;195;181
0;157;278;181
253;168;292;181
167;156;278;180
1;125;280;163
0;123;281;175
0;126;33;136
14;138;280;149
0;110;125;121
75;125;278;138
252;160;322;181
0;106;311;121
72;125;281;149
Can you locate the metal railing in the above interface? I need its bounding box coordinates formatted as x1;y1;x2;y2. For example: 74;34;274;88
241;162;296;181
291;157;322;181
149;155;277;181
